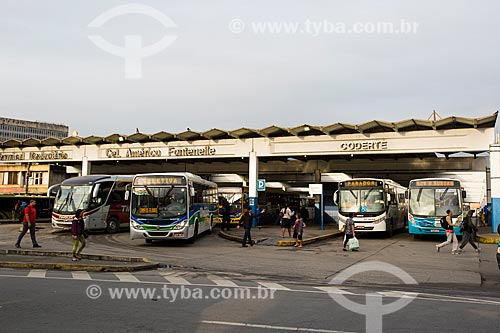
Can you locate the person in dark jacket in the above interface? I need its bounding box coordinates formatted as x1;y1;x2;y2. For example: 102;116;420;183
220;198;231;231
238;206;253;247
458;210;480;253
71;209;86;261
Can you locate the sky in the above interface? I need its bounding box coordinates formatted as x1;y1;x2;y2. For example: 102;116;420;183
1;0;499;137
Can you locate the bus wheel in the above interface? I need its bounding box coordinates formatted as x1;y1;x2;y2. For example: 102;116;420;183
145;239;153;244
187;222;199;244
207;217;213;234
106;218;119;234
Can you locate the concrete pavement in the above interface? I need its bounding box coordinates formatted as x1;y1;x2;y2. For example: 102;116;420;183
218;223;342;246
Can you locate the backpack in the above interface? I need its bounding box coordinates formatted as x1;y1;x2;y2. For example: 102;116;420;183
440;216;449;229
18;206;26;222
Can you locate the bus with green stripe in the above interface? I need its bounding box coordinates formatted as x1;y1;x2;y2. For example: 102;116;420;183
130;173;218;243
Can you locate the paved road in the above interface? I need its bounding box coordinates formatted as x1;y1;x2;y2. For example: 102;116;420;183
0;268;499;332
1;224;498;288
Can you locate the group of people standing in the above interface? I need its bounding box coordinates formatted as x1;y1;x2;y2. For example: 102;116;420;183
278;205;306;248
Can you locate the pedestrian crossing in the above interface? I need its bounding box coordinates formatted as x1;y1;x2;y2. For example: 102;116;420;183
0;267;352;294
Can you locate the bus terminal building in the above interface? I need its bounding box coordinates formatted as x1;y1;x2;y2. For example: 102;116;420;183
0;113;499;233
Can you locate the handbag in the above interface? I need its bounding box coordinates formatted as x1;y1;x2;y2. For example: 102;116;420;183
82;230;89;239
340;224;346;233
348;237;359;251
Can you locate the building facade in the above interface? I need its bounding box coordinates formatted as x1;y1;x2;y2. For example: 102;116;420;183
0;117;68;141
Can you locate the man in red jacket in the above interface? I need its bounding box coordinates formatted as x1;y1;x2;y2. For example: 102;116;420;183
15;200;41;248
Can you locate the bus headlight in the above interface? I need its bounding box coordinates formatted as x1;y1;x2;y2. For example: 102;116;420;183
408;215;415;225
131;220;143;230
456;215;463;224
174;220;188;230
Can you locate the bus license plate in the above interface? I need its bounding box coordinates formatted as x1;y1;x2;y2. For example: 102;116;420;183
430;229;440;233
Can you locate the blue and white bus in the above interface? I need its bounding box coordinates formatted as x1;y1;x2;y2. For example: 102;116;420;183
130;173;218;243
407;178;465;237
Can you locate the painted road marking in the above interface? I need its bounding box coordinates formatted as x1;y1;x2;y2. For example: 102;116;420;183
201;320;355;333
27;270;46;278
114;272;140;283
160;272;191;285
315;287;355;295
72;271;92;280
208;275;239;287
258;282;290;290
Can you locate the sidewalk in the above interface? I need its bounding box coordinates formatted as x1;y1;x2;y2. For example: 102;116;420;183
219;223;343;246
476;226;500;244
0;249;159;272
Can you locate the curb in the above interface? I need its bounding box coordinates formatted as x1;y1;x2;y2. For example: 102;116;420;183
0;249;159;272
218;231;268;244
475;234;500;244
0;261;159;272
277;231;343;247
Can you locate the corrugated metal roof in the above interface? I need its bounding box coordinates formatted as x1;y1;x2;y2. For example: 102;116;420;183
0;113;496;148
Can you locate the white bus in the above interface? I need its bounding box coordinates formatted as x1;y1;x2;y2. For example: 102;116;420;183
130;173;218;243
334;178;407;237
407;178;465;237
52;175;133;233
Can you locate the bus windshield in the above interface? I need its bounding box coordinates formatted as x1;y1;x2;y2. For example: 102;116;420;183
53;185;92;214
409;187;461;217
338;188;385;214
131;186;187;219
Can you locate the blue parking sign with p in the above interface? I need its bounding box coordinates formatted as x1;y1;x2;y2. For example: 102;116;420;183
257;179;266;191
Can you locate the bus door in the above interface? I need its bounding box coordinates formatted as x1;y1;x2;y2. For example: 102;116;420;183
88;181;114;229
107;181;130;226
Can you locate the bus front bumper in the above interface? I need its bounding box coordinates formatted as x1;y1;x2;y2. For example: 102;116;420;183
353;220;387;233
130;226;188;240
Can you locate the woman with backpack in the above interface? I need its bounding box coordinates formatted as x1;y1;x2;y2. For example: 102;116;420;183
436;210;459;254
71;209;87;261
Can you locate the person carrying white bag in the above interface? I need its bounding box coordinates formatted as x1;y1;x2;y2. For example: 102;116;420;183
343;212;357;251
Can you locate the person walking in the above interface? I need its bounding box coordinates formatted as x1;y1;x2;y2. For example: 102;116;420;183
15;200;41;248
436;209;459;254
458;210;480;254
11;200;21;222
71;209;87;261
293;212;306;248
238;206;253;247
220;198;231;231
342;213;356;251
280;204;294;238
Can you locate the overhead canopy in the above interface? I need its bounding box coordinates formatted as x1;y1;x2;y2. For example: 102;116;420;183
0;113;497;148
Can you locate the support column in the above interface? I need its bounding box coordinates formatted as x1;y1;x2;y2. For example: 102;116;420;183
81;157;91;176
489;145;500;234
248;152;258;227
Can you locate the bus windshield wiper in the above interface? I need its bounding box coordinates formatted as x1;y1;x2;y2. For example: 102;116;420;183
440;188;449;201
349;190;358;200
363;189;374;200
416;188;422;203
